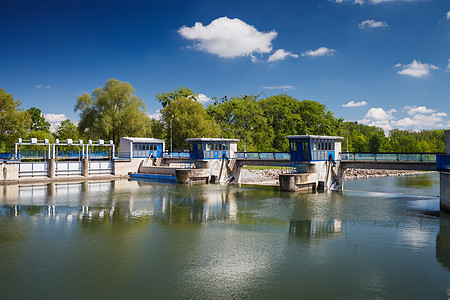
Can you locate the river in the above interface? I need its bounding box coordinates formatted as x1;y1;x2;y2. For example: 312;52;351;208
1;173;449;299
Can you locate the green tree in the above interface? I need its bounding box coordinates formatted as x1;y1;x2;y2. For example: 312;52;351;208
0;88;31;151
157;87;221;150
54;119;79;140
207;95;274;151
74;78;151;146
258;95;303;151
27;107;50;132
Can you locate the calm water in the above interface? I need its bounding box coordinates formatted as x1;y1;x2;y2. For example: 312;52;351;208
1;173;449;299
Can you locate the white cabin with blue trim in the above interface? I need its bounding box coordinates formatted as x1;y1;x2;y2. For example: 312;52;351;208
286;135;343;162
119;137;165;159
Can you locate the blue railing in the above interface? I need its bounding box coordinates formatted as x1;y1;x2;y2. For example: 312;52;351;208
20;150;48;158
56;150;82;158
0;152;13;159
163;151;190;158
88;151;109;158
236;152;291;160
340;152;441;163
437;155;450;171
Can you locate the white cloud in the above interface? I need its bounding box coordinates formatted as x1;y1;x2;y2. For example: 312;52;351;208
45;113;67;123
446;59;450;71
358;19;388;29
394;60;438;78
343;100;367;107
178;17;277;59
404;105;436;115
447;11;450;20
44;113;68;132
35;84;52;89
301;47;336;57
267;49;299;62
196;94;212;103
263;85;295;91
362;107;396;121
393;112;447;129
148;110;161;120
359;105;448;132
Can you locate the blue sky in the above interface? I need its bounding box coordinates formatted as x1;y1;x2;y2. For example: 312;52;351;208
1;0;449;132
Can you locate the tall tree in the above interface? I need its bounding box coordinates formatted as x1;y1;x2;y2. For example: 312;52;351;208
157;87;221;150
27;107;50;132
258;95;303;151
54;119;79;141
0;88;31;151
207;95;274;151
74;78;150;146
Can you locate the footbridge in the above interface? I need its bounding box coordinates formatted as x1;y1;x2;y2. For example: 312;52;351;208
339;152;440;171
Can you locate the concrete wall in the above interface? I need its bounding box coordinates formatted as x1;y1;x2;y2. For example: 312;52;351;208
1;161;19;182
441;172;450;212
114;158;143;176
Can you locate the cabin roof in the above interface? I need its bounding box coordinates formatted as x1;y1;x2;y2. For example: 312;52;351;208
120;137;165;143
185;138;240;142
286;135;344;140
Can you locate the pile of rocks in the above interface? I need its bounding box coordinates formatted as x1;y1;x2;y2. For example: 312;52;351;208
239;169;282;184
344;168;424;179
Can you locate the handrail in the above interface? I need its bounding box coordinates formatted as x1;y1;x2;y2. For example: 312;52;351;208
235;152;290;160
340;152;444;163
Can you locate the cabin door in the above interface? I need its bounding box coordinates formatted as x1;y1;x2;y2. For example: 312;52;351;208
156;144;163;158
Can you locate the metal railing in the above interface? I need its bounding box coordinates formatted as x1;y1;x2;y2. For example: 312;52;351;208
236;152;291;160
340;152;442;163
281;163;311;174
163;151;190;158
0;152;13;159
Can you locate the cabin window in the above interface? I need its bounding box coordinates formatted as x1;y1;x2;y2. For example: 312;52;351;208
291;142;296;151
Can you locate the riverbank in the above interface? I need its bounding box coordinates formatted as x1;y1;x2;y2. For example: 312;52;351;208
239;168;430;185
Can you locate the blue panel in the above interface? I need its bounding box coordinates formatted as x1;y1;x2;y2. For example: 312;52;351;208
214;151;218;159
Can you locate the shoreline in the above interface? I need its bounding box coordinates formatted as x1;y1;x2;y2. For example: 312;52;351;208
240;168;434;186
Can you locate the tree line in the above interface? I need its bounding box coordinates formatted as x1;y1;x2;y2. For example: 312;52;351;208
0;79;446;153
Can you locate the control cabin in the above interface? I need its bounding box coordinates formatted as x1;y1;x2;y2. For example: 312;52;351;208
286;135;343;162
119;137;165;159
186;138;239;160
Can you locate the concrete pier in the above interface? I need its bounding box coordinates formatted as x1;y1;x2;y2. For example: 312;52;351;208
440;130;450;212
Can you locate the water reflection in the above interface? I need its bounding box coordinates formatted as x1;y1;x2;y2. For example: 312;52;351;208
289;220;343;242
436;213;450;271
0;177;449;299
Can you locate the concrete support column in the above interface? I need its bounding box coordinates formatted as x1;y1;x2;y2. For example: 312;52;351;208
440;130;450;212
82;158;89;177
440;172;450;212
48;158;55;178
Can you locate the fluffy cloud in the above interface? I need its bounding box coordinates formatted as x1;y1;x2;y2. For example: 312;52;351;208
178;17;277;59
301;47;336;57
196;94;212;103
44;113;69;132
446;59;450;71
267;49;299;62
447;11;450;20
358;19;388;29
404;105;436;115
343;100;367;107
394;60;438;78
263;85;295;91
393;112;447;128
360;107;396;131
148;110;161;120
360;105;448;132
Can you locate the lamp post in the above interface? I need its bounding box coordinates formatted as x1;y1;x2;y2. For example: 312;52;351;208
170;117;173;153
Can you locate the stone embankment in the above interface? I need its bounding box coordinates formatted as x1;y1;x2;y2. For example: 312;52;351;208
239;168;427;185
